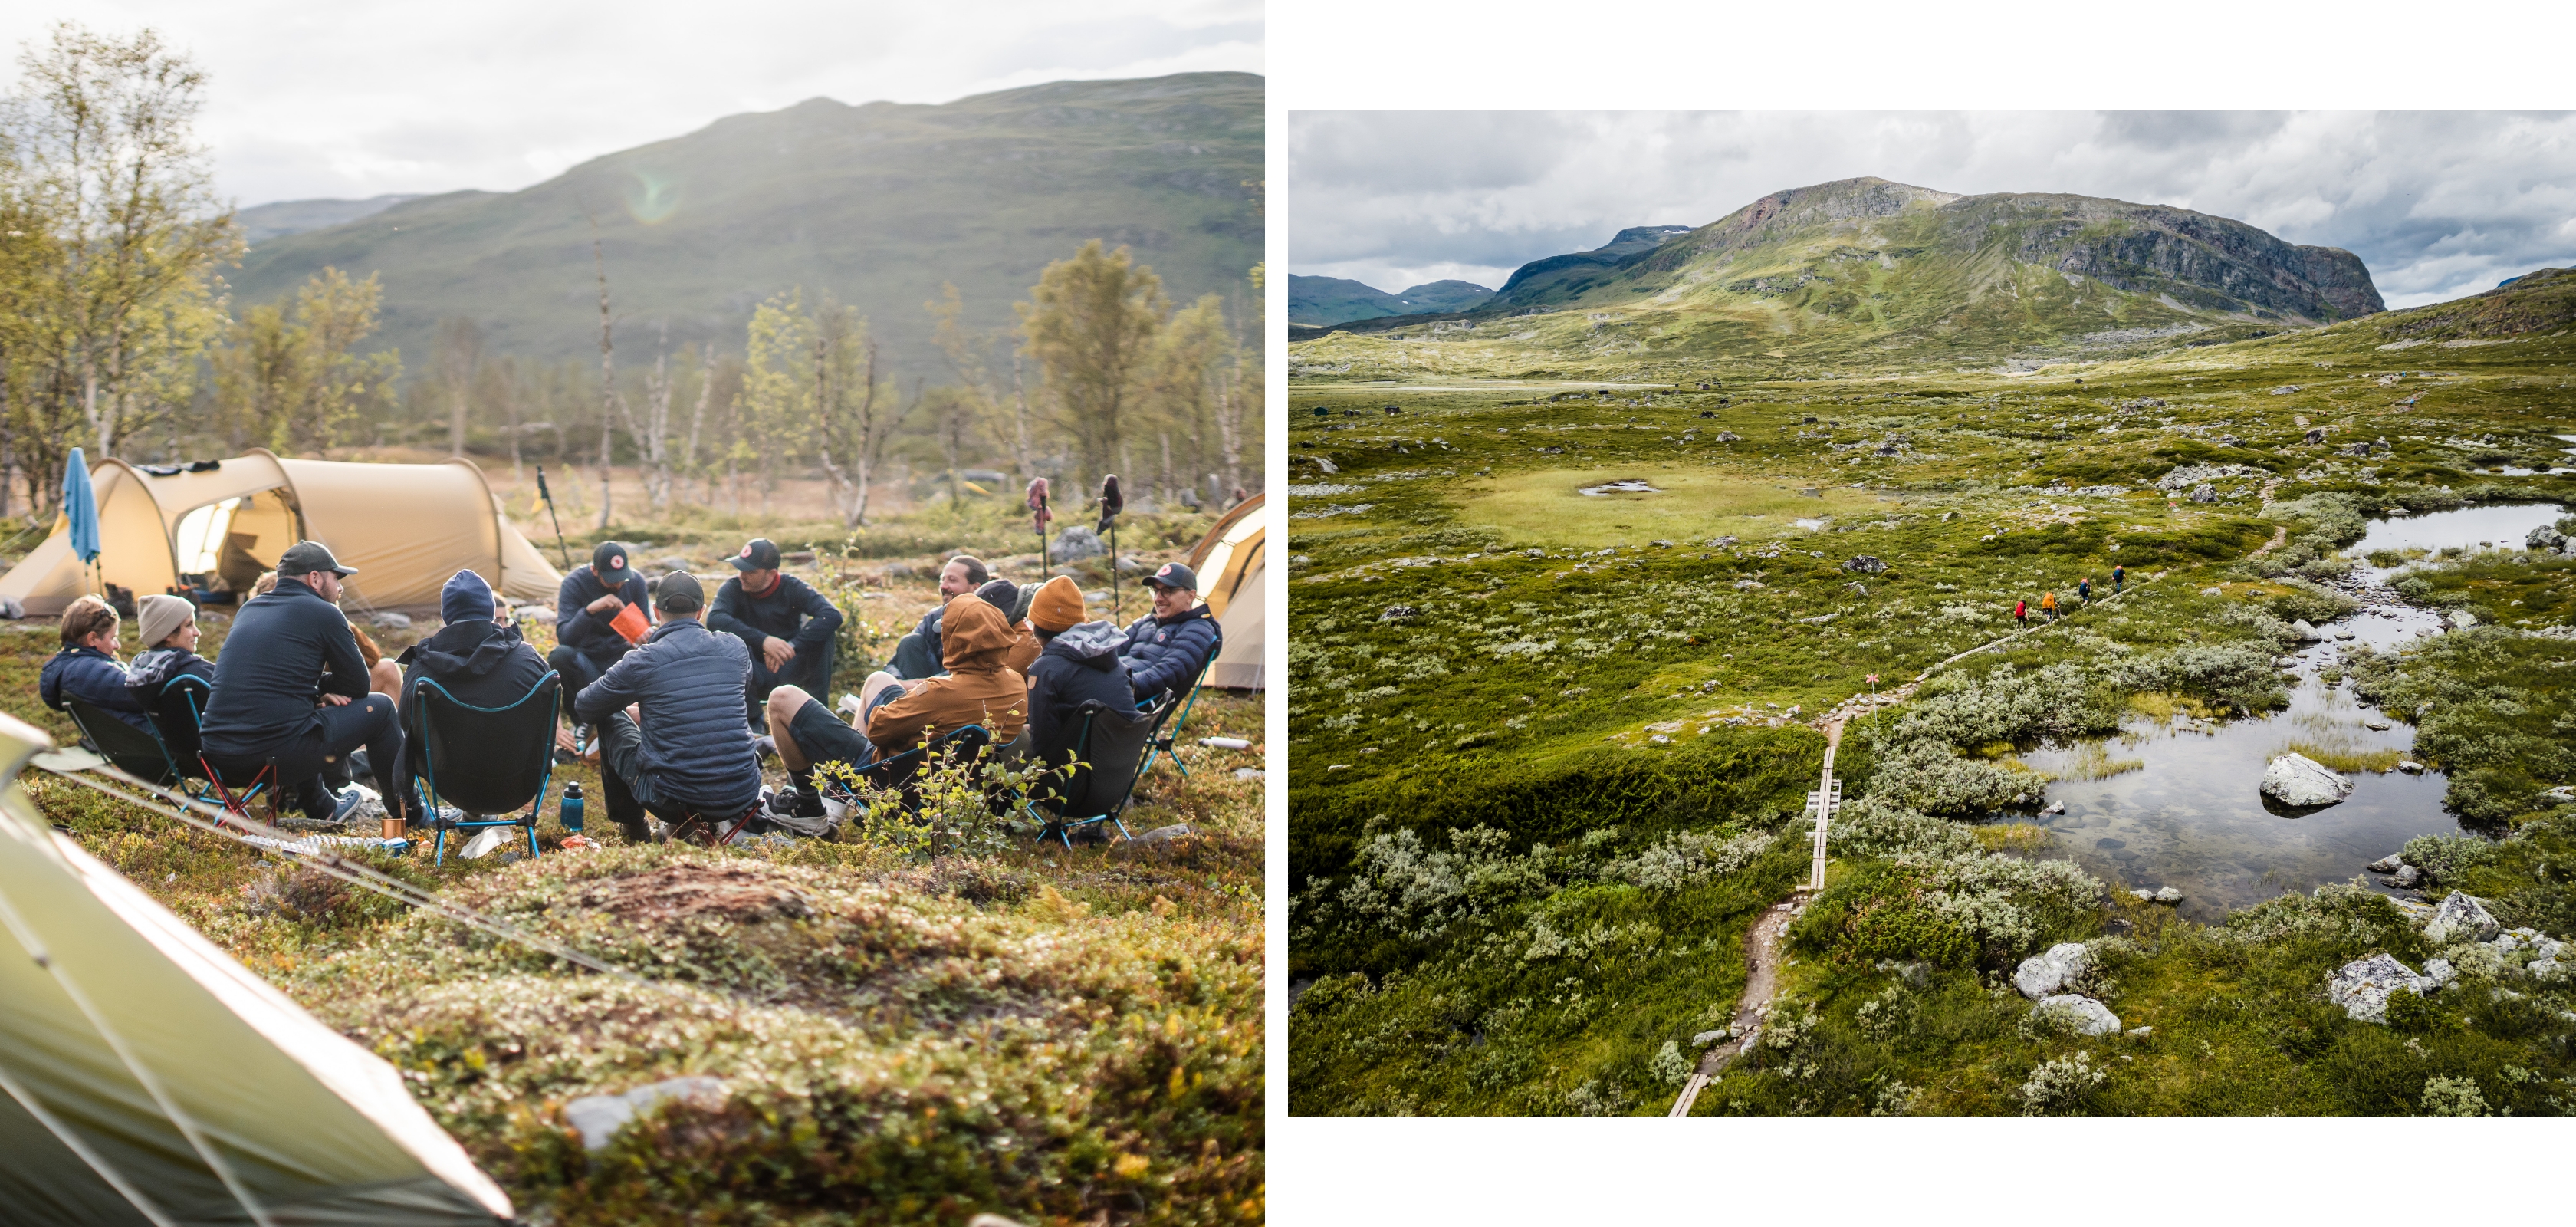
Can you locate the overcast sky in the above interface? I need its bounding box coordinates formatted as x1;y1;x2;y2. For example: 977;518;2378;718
2;1;1260;206
1290;112;2576;311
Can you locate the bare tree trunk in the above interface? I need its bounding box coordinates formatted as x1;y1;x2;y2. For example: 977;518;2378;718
1159;433;1174;508
592;234;616;531
685;345;712;502
1007;347;1037;481
1214;366;1243;499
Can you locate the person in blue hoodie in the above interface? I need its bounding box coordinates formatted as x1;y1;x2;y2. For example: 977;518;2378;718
41;594;150;732
392;570;552;818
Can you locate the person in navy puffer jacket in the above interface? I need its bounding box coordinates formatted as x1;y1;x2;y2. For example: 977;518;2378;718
1116;562;1219;703
573;570;760;841
41;595;150;732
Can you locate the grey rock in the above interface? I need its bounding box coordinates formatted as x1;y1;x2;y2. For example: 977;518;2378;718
882;561;915;578
2426;892;2500;943
2033;994;2123;1036
2152;887;2183;905
1692;1028;1730;1047
2528;525;2568;552
2288;618;2324;641
2302;427;2326;444
1733;579;1765;590
2271;385;2302;396
2362;715;2393;730
2190;483;2217;504
652;555;691;573
0;594;21;620
2261;752;2354;808
2126;1026;2154;1038
1132;822;1196;844
1115;555;1147;574
1717;431;1740;442
1709;535;1739;548
2131;888;2156;902
2040;801;2065;815
1053;525;1106;561
2366;854;2406;873
1379;604;1420;622
2392;864;2423;888
563;1076;728;1151
2015;942;2093;998
2328;953;2434;1023
2424;958;2457;988
1840;555;1887;574
2397;759;2425;774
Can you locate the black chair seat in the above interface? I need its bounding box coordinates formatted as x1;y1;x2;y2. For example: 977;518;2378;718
406;673;561;865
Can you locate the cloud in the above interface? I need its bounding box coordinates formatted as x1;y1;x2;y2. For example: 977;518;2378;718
1290;111;2576;309
0;1;1261;206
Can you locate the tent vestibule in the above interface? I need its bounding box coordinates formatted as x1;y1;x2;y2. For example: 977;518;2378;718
0;450;561;616
1184;493;1264;690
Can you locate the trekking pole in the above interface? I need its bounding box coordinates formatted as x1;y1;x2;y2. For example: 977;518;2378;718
535;467;572;570
1027;477;1051;578
1098;473;1124;623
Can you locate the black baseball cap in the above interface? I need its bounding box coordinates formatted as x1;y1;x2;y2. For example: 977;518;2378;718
656;569;704;613
592;541;636;586
1143;561;1198;592
731;538;782;571
277;541;357;577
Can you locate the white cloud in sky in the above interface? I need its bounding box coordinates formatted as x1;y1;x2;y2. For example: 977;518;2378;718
0;1;1261;206
1290;111;2576;310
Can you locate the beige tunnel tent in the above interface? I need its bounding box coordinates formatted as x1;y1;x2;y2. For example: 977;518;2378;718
0;712;514;1223
0;450;562;617
1186;493;1264;689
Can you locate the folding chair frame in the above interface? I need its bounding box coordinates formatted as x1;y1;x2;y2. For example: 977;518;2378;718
62;695;208;801
168;677;272;829
409;674;560;867
1137;630;1223;780
1028;698;1168;849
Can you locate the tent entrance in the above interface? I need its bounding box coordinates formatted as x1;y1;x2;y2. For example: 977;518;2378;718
172;489;303;594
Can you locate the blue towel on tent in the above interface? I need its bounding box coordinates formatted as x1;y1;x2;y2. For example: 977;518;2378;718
62;448;99;565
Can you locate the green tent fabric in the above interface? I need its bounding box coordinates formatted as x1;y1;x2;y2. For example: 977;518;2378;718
0;710;513;1225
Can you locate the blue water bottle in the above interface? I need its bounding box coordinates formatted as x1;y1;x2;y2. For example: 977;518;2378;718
560;782;583;834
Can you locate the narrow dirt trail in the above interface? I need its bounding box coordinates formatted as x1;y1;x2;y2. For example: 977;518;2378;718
1667;893;1808;1116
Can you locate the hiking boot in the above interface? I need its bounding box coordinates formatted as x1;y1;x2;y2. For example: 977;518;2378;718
326;787;368;826
764;785;825;821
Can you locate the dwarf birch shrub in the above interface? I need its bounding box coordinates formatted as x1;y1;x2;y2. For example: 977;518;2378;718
1832;796;1980;860
1862;736;2042;814
2401;834;2499;885
2420;1074;2488;1116
2018;1051;2107;1115
1908;853;2101;966
1892;663;2114;748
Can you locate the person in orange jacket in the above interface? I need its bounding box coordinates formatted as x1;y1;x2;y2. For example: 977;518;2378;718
2042;590;2058;621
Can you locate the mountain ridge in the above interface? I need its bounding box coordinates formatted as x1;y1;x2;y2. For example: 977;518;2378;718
1287;274;1493;326
228;71;1263;383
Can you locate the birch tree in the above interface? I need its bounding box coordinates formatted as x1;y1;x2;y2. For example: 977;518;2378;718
1017;241;1165;492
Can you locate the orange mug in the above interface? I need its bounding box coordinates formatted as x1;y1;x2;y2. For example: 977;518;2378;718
381;815;405;840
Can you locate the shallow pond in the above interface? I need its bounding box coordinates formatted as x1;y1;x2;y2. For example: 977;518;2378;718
2006;505;2560;919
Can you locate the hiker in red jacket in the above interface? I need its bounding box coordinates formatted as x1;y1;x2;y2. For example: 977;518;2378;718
2013;598;2029;626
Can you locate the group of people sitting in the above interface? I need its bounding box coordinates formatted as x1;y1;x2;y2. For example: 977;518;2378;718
40;532;1219;844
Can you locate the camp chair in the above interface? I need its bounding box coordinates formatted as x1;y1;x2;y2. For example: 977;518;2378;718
661;801;764;848
820;724;995;830
1137;632;1221;779
405;673;560;867
62;695;198;794
165;675;275;826
1027;698;1164;847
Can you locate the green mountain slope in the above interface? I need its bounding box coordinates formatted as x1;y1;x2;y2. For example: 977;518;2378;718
236;193;426;245
229;72;1263;381
1293;177;2384;377
1288;274;1493;326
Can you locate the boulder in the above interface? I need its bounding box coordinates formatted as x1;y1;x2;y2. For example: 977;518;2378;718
2327;953;2434;1022
1053;525;1106;561
2397;759;2426;774
2261;752;2353;808
2426;892;2500;943
1709;535;1739;548
2288;619;2324;641
2152;887;2183;905
2033;995;2123;1036
2190;484;2217;505
2362;715;2392;731
2528;525;2568;552
2302;427;2326;444
2424;958;2457;988
2366;854;2405;873
1840;555;1887;574
2392;864;2423;888
2450;610;2478;629
1379;604;1420;622
563;1076;729;1151
2014;942;2092;998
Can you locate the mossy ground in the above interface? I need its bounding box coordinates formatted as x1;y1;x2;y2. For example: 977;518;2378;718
1289;312;2576;1115
5;507;1264;1224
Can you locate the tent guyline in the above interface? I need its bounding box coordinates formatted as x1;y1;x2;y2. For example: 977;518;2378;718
38;764;665;992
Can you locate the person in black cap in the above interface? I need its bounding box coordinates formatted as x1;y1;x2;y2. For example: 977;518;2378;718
547;539;652;720
707;537;843;729
199;541;411;824
1116;560;1219;703
573;569;762;841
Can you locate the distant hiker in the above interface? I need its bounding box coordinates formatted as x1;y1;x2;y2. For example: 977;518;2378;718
2013;599;2029;626
548;540;652;709
2041;591;2058;621
2079;577;2093;604
2113;564;2126;594
707;537;845;730
1119;562;1219;703
42;594;150;732
761;593;1027;821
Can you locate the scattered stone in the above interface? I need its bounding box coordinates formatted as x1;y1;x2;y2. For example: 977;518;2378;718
2261;752;2354;808
652;554;692;573
2104;918;2134;937
1709;535;1739;548
1717;431;1740;442
2367;854;2406;873
2125;1026;2154;1039
2289;619;2324;641
2424;958;2457;988
1692;1028;1730;1046
2151;887;2183;905
2014;942;2093;998
1053;525;1106;561
1132;823;1196;844
2200;587;2223;596
1379;604;1419;622
2033;995;2123;1036
564;1076;728;1150
2397;759;2425;774
2270;385;2302;396
2362;715;2393;731
2529;525;2568;552
2040;801;2065;815
2450;610;2478;629
1798;487;1821;498
2190;483;2217;504
2426;892;2500;943
1733;579;1765;590
2302;427;2326;444
1840;555;1886;574
2327;953;2434;1023
2392;864;2423;888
